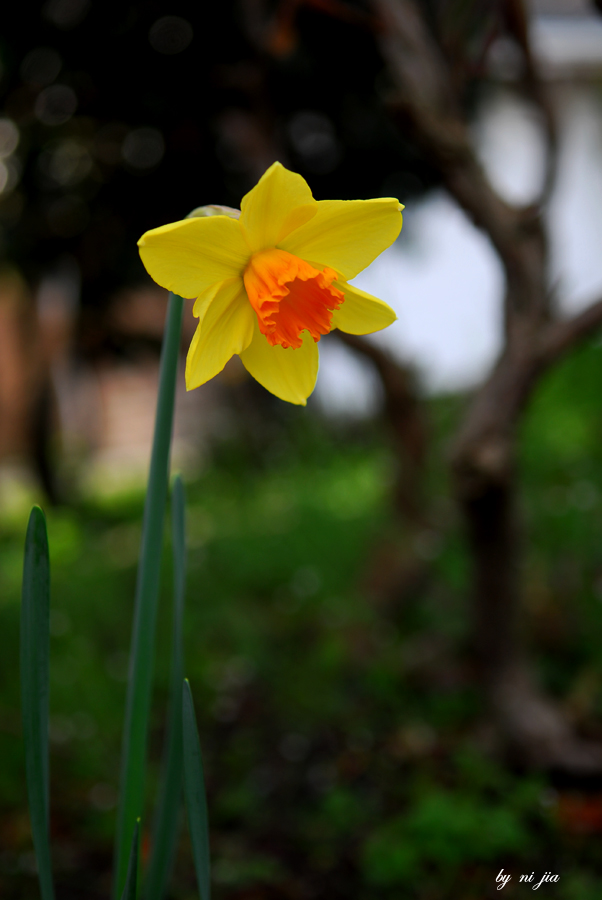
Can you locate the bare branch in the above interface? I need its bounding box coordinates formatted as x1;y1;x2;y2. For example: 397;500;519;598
538;297;602;366
372;0;457;114
336;331;428;523
372;0;550;324
371;0;602;772
503;0;559;204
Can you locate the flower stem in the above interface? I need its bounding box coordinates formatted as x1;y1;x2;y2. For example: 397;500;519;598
144;476;187;900
113;292;184;900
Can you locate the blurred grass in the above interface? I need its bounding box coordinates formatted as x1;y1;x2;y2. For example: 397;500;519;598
3;340;602;897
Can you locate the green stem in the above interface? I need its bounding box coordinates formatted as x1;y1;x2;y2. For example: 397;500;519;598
114;292;184;899
144;476;187;900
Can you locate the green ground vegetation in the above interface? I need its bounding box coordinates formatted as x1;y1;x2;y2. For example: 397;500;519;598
3;340;602;899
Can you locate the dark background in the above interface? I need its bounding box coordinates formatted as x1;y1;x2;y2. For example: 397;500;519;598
0;0;438;311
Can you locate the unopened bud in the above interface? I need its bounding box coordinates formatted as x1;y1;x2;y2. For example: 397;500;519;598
186;204;240;219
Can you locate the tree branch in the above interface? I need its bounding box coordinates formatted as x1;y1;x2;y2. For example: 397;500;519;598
372;0;549;323
371;0;602;773
336;331;428;523
504;0;559;204
538;297;602;366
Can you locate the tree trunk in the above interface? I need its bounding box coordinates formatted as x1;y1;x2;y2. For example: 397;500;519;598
463;480;520;682
452;350;602;772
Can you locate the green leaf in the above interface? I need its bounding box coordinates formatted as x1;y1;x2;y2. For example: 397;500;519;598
114;293;184;899
145;476;187;900
120;820;140;900
182;679;211;900
20;505;54;900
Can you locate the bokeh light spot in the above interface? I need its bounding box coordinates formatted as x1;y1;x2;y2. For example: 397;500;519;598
288;110;341;174
43;0;90;29
149;16;193;55
39;139;92;187
34;84;77;126
0;119;19;158
122;127;164;170
0;158;21;195
20;47;62;86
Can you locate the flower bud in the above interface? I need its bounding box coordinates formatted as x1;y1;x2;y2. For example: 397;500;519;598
186;204;240;219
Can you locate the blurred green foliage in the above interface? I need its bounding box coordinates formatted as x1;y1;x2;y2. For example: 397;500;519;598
3;339;602;897
363;789;530;886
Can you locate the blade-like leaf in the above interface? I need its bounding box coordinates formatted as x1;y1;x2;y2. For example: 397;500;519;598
114;292;184;899
145;476;187;900
120;820;140;900
20;505;54;900
182;679;210;900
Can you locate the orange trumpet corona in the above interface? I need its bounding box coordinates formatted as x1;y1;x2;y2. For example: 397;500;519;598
243;248;344;349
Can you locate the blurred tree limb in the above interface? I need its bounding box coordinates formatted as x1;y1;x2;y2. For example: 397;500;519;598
371;0;602;771
337;331;428;526
246;0;602;764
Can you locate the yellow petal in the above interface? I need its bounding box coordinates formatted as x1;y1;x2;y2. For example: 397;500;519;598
139;216;249;298
192;281;222;319
280;198;403;280
239;161;318;253
331;281;397;334
239;321;319;405
186;278;255;390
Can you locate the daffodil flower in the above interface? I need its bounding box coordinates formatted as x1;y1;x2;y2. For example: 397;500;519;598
138;162;403;405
